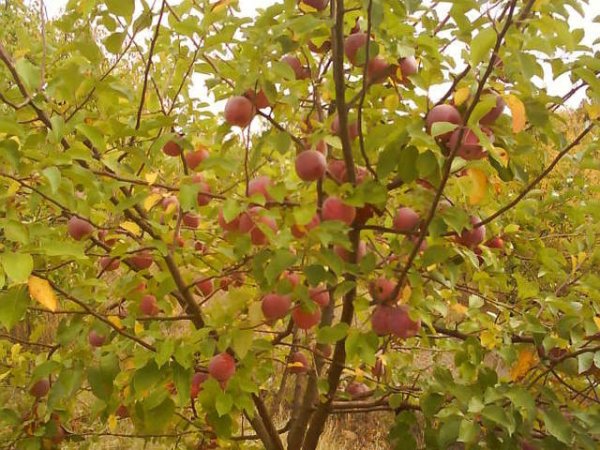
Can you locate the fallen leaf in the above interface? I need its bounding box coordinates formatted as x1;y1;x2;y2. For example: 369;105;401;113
28;276;58;312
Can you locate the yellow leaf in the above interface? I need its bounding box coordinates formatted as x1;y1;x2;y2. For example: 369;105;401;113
145;172;158;184
108;414;117;432
480;330;497;349
384;94;400;110
467;168;487;205
120;221;141;236
504;94;526;133
143;193;162;211
533;0;550;10
401;284;412;303
454;87;471;107
491;146;509;167
211;0;232;13
450;303;468;316
298;1;318;12
108;315;123;329
134;321;144;336
510;348;537;381
28;276;58;312
354;367;365;382
594;316;600;330
584;102;600;120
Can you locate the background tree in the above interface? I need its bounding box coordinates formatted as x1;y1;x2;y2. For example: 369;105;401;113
0;0;599;449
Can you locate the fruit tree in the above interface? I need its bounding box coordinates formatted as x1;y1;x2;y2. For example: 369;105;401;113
1;0;599;449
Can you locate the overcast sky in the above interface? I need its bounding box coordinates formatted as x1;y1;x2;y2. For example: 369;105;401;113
41;0;600;107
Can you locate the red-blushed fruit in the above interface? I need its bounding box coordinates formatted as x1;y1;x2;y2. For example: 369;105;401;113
388;306;421;339
327;159;347;183
67;216;94;241
244;89;270;110
161;196;179;211
208;353;236;382
369;277;399;303
371;305;392;336
99;256;120;272
331;115;359;140
309;285;330;308
238;207;278;245
449;128;488;160
344;32;369;66
163;140;182;157
299;0;329;11
196;278;214;297
372;358;384;377
291;214;320;238
322;197;356;225
281;271;301;289
185;147;209;169
116;404;129;418
30;379;50;398
292;304;322;329
346;381;370;399
474;247;485;266
458;215;486;248
315;343;332;358
282;55;311;80
367;56;390;83
191;372;209;399
175;235;185;248
425;104;462;141
480;94;506;125
262;293;291;321
88;330;106;347
140;294;159;316
485;236;504;249
295;150;327;181
192;174;213;206
289;351;309;374
393;207;420;232
395;56;418;84
195;241;207;253
127;251;153;270
334;240;367;262
248;175;274;202
224;96;254;128
218;208;240;232
182;212;200;228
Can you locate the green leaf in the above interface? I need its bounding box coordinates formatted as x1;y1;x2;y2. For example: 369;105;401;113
470;27;497;67
541;407;573;444
106;0;135;19
75;124;106;151
3;221;29;244
142;397;175;433
172;363;191;406
156;339;176;368
15;59;41;91
216;391;234;417
87;354;120;400
133;361;162;395
0;287;29;330
264;250;297;285
231;329;253;359
42;167;61;194
1;252;33;284
103;32;126;54
316;323;349;344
